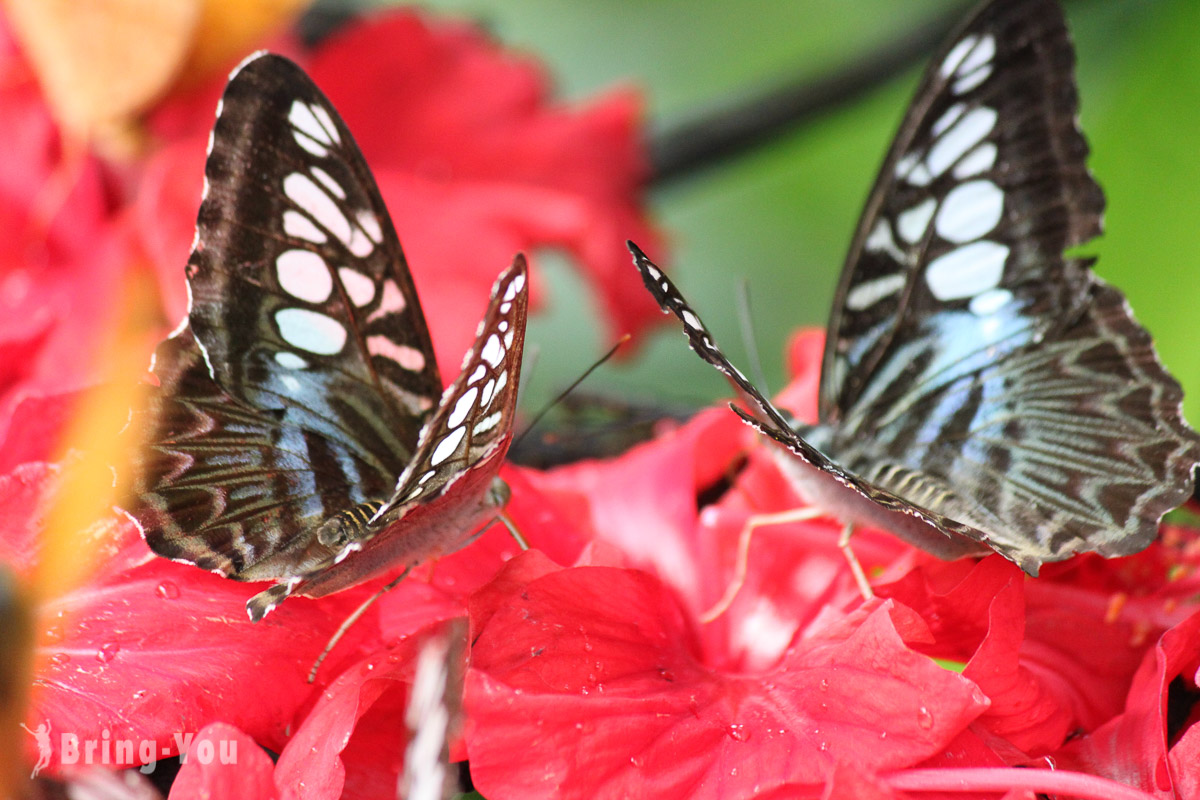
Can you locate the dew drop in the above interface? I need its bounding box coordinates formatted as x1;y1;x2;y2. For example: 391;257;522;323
819;741;829;752
819;678;829;692
630;755;644;768
96;643;119;663
879;731;888;740
132;690;147;700
155;580;179;600
583;641;593;652
49;653;70;666
726;724;749;742
917;706;934;730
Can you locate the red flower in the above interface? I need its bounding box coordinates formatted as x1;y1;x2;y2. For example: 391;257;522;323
134;10;663;375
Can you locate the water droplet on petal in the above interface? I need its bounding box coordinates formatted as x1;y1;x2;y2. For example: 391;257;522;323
96;643;119;663
49;653;70;666
630;755;644;768
155;580;179;600
727;724;749;742
917;706;934;730
819;678;829;692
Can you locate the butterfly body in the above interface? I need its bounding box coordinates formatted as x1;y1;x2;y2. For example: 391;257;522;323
125;52;529;621
631;0;1200;573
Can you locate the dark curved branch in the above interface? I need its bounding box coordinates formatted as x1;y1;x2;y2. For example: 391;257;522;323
647;1;974;185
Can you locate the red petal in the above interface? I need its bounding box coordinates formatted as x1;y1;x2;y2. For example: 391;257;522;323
168;722;276;800
465;557;987;799
528;408;745;612
308;11;663;363
1052;610;1200;795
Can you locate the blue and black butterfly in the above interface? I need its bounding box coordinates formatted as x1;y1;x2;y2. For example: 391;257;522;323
631;0;1200;574
124;53;528;620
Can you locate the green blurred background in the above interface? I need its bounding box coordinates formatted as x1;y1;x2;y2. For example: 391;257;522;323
358;0;1200;421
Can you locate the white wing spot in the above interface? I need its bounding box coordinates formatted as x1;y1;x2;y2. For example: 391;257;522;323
283;210;327;243
473;412;502;435
480;376;497;407
367;335;426;371
936;179;1004;243
504;273;526;301
939;35;977;78
952;34;995;94
897;197;937;245
499;302;511;314
895;151;933;187
864;219;904;261
276;249;332;303
954;66;992;95
368;281;406;322
498;320;509;332
953;143;998;179
346;226;375;258
448;386;479;428
357;211;383;244
275;308;347;355
280;374;301;393
931;103;965;137
681;309;702;331
275;351;308;369
468;364;487;385
310;166;346;199
288;101;333;157
504;328;514;348
418;470;436;485
925;240;1009;300
338;268;376;307
430;426;467;466
927;106;997;179
481;335;505;367
492;370;508;398
284;172;351;244
845;274;906;311
310;104;341;144
969;287;1013;316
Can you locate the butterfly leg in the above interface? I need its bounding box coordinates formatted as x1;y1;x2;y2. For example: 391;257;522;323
496;510;529;551
308;566;413;683
838;523;874;600
700;506;827;624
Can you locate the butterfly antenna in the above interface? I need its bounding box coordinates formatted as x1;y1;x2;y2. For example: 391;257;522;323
308;566;412;683
735;277;771;394
512;334;631;451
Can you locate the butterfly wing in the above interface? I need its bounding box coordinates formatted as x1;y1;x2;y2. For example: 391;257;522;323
819;0;1100;420
127;52;445;583
189;52;442;462
817;0;1199;567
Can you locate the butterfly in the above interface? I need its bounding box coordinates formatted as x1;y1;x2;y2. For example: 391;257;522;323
123;52;528;621
630;0;1200;575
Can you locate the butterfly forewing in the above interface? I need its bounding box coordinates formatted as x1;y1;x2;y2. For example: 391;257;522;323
820;0;1101;422
189;53;442;466
379;257;529;518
